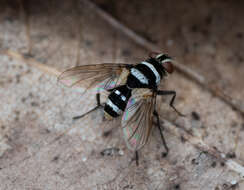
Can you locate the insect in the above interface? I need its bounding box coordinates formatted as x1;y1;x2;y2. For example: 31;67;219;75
58;52;184;165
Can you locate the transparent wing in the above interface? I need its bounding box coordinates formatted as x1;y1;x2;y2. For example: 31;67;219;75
121;89;156;151
58;63;131;90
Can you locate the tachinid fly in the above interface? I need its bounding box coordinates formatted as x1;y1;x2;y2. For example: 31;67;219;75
58;52;184;165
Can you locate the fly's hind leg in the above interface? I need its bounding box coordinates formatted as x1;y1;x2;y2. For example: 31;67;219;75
132;151;139;166
157;90;185;117
73;93;104;120
130;151;140;166
153;110;169;157
135;151;139;166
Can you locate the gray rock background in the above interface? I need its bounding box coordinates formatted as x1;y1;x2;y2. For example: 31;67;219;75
0;0;244;189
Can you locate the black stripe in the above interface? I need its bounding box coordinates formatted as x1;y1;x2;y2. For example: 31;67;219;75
108;86;131;111
146;58;165;77
135;63;156;86
104;104;119;117
109;93;127;111
158;54;172;62
127;74;147;88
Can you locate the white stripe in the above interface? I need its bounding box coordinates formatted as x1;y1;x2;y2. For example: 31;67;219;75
141;61;161;84
115;90;120;95
115;90;126;101
156;53;164;59
161;58;172;63
121;95;126;101
130;68;149;84
107;99;122;114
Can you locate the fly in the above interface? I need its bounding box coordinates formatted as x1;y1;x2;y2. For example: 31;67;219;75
58;52;184;165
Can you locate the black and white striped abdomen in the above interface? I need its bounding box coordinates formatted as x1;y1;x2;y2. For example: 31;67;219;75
127;59;163;89
104;85;131;119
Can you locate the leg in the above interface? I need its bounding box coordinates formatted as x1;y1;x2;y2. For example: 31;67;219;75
157;90;185;117
96;93;101;106
135;151;139;166
130;151;139;166
153;111;169;156
73;93;103;120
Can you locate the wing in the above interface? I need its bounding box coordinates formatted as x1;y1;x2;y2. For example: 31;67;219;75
121;89;156;151
58;63;131;91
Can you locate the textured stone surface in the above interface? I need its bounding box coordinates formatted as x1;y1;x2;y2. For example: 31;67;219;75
0;0;244;189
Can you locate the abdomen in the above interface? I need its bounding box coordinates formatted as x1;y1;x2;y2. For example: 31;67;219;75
104;85;131;119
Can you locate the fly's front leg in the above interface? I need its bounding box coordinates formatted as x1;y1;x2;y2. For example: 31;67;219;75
153;110;169;157
73;93;104;120
157;90;185;117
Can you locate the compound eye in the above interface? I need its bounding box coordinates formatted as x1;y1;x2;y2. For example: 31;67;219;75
163;61;174;74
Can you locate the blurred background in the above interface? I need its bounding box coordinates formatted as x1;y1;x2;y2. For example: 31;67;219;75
0;0;244;189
